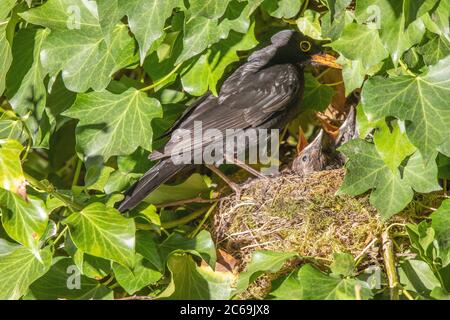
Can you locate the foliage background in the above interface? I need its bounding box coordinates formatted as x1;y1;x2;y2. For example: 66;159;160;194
0;0;449;300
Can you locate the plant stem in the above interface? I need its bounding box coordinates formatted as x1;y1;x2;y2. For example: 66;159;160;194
72;158;82;187
382;230;399;300
398;60;416;77
25;173;83;211
189;202;218;238
140;64;182;92
53;225;68;246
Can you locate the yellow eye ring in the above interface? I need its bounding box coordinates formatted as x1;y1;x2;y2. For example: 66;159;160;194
300;40;311;52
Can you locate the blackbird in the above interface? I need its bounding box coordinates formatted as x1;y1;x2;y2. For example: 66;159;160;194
118;30;339;213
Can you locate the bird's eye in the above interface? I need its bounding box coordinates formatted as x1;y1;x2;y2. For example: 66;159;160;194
300;41;311;52
302;155;308;162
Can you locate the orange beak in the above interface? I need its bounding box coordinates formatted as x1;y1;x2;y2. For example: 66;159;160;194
310;53;342;69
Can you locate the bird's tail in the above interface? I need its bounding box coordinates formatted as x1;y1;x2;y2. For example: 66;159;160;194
117;159;184;213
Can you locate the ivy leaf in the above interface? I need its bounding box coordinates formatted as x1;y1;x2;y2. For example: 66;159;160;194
188;0;231;19
6;29;49;142
362;56;450;161
302;74;334;111
63;88;162;161
0;0;16;95
0;246;52;300
159;230;216;268
402;151;441;194
398;259;441;297
418;34;450;66
296;264;373;300
330;23;389;68
431;200;450;266
112;254;162;295
20;0;137;92
262;0;304;19
29;257;113;300
373;121;416;172
235;250;297;294
340;140;413;219
159;252;234;300
0;139;25;194
339;139;438;218
63;202;136;267
181;24;258;96
115;0;184;64
0;189;49;252
296;9;322;39
175;16;223;64
0;119;26;142
355;0;425;65
330;253;356;277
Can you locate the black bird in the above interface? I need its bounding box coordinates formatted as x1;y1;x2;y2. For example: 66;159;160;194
118;30;339;212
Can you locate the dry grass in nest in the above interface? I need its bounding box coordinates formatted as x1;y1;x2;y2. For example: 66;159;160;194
208;168;431;299
212;169;388;262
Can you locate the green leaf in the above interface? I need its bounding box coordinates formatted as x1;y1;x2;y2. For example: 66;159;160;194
20;0;137;92
339;139;413;218
160;252;234;300
330;23;389;68
0;0;16;95
175;16;223;64
145;173;211;205
355;0;425;65
113;254;162;295
302;74;334;111
105;0;184;63
297;264;373;300
403;151;441;194
64;202;136;267
399;259;441;297
0;246;52;300
268;269;303;299
373;121;416;171
63;88;162;161
330;252;356;277
0;238;20;257
0;119;26;143
262;0;304;19
6;28;49;143
181;25;258;96
188;0;231;19
418;34;450;66
159;230;216;268
236;250;297;294
296;9;322;39
362;56;450;161
431;200;450;266
0;189;48;252
29;257;113;300
0;139;25;194
136;231;163;271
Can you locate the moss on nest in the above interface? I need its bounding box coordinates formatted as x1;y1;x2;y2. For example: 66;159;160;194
212;169;388;261
209;168;443;299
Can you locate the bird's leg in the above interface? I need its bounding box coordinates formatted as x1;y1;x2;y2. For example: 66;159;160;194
224;155;268;179
206;164;242;199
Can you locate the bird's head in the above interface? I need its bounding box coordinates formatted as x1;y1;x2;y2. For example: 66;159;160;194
291;129;336;176
271;30;341;69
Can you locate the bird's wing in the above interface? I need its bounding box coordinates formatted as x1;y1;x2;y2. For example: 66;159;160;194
152;63;302;160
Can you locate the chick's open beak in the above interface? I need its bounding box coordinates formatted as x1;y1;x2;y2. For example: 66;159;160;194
310;53;342;69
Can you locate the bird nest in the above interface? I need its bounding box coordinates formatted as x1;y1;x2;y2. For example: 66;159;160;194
212;169;385;260
208;168;441;299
